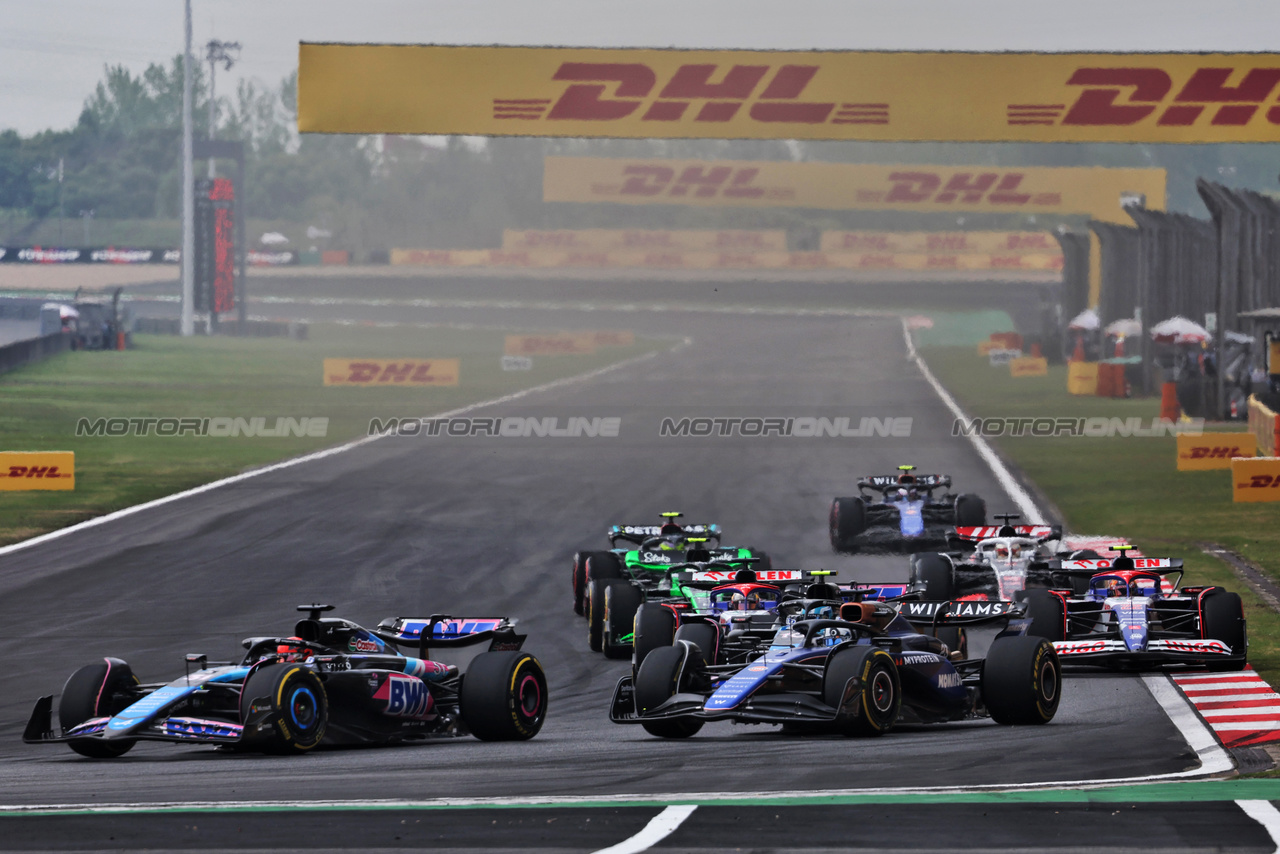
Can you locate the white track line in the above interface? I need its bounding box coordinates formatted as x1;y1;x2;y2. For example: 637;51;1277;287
904;318;1235;779
592;805;697;854
0;347;663;560
1238;800;1280;853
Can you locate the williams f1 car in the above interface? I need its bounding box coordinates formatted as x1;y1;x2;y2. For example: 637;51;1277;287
610;581;1060;738
829;466;986;553
24;605;547;758
1025;551;1247;671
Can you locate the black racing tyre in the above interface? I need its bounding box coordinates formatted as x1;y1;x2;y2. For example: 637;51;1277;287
461;651;548;741
632;604;676;676
586;577;612;652
909;553;954;601
239;664;329;754
1024;589;1067;642
1202;591;1248;672
982;636;1060;725
673;622;719;667
59;658;140;758
823;645;901;736
572;551;613;616
634;646;704;738
954;493;987;527
603;583;643;660
829;497;866;553
584;552;622;582
1064;550;1101;595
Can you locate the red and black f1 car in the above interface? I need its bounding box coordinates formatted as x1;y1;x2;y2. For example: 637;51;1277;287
24;605;547;758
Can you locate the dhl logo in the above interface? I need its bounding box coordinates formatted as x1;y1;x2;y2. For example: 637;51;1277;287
0;452;75;491
1182;445;1249;459
504;334;595;356
860;172;1062;207
1241;473;1280;488
495;62;883;126
6;465;69;479
1014;67;1280;128
323;358;460;387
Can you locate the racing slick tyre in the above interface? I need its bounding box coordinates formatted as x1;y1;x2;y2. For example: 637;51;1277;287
1064;550;1102;595
461;651;548;741
60;658;140;758
909;553;954;601
1024;589;1066;642
587;577;614;652
584;552;622;583
603;583;643;660
954;493;987;526
573;551;615;616
823;646;901;737
1202;591;1248;672
632;603;677;676
673;622;719;667
239;664;329;754
634;646;704;738
982;636;1060;725
829;497;866;553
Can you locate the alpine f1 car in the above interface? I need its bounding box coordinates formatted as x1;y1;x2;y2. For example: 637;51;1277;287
610;580;1060;738
1025;551;1248;671
907;516;1087;603
829;466;986;553
24;605;548;758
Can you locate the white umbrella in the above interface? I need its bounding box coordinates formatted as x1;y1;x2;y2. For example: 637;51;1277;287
1067;308;1099;331
259;232;290;246
1104;318;1142;337
1150;316;1210;344
42;302;78;319
1225;330;1255;345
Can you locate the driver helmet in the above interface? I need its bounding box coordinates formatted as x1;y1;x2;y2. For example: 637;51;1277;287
730;591;748;610
275;637;314;661
1106;579;1126;597
895;488;909;502
996;544;1010;559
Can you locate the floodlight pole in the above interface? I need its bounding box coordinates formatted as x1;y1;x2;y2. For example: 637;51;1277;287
180;0;195;337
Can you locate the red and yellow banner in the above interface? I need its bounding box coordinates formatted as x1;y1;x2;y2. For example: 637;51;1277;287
323;359;460;386
543;159;1165;223
1177;432;1257;470
1232;457;1280;502
300;44;1280;143
0;452;74;491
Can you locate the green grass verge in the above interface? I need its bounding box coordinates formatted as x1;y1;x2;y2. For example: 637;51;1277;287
0;326;660;546
922;345;1280;688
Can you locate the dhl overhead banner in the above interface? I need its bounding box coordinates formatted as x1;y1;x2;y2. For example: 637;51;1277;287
299;44;1280;142
503;228;787;251
543;158;1166;223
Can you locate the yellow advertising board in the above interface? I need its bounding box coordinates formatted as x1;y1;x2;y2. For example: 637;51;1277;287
1176;432;1257;470
543;159;1165;224
1232;456;1280;502
323;359;460;386
1067;362;1100;395
299;44;1280;143
821;232;1059;254
1009;356;1050;377
504;334;596;356
1249;394;1280;457
0;451;74;491
502;229;787;251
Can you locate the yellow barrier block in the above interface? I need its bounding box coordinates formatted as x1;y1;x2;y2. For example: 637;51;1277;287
977;341;1000;356
504;334;596;356
1009;356;1048;377
0;451;74;490
1067;362;1099;395
1232;456;1280;502
323;359;460;386
1177;433;1257;471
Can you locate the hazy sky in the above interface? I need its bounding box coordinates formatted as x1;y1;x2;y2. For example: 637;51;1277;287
5;0;1280;135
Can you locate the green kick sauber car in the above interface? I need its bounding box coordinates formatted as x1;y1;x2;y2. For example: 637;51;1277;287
569;513;772;658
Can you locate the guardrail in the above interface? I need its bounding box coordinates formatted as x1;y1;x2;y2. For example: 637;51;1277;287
0;332;70;376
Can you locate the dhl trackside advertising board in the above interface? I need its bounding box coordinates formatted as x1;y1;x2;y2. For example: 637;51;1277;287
324;359;460;386
1232;457;1280;502
543;158;1165;223
504;334;596;356
390;249;1064;272
822;232;1060;254
1009;357;1049;377
502;229;787;251
299;44;1280;143
1177;432;1257;470
0;452;74;491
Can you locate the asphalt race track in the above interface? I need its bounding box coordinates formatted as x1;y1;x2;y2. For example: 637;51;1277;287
0;275;1273;851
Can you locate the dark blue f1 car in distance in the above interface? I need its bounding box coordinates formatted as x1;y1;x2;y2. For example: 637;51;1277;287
611;583;1060;738
24;605;547;758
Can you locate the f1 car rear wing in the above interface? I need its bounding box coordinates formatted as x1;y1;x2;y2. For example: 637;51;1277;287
672;567;837;587
1050;557;1184;576
896;599;1023;624
950;524;1061;544
857;472;950;495
842;582;910;601
609;522;721;546
376;615;526;658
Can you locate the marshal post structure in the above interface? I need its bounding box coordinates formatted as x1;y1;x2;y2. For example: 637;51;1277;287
300;45;1280;143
